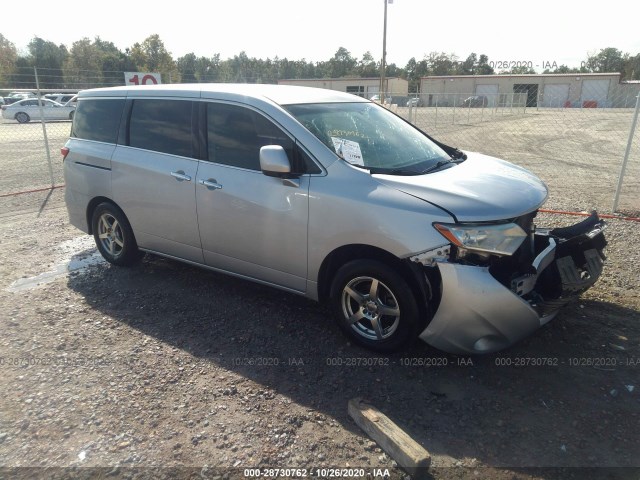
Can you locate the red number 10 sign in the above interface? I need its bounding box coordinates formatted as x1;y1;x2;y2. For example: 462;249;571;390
124;72;162;85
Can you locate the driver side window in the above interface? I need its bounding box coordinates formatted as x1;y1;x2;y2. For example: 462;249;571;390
206;103;293;171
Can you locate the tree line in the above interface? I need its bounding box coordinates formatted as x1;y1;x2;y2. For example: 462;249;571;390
1;33;639;92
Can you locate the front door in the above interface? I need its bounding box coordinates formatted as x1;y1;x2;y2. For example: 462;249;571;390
195;102;309;291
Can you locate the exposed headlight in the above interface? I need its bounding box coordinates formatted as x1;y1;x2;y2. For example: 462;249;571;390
433;222;527;256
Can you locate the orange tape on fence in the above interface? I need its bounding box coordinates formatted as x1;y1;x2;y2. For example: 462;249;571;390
0;185;65;198
538;209;640;222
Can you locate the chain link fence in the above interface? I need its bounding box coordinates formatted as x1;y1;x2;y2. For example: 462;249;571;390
1;68;638;216
400;87;640;215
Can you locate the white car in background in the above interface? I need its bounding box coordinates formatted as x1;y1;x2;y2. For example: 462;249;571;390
1;98;76;123
44;93;77;105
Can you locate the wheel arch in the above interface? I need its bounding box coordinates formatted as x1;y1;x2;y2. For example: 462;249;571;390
15;111;30;122
317;244;435;320
86;196;126;235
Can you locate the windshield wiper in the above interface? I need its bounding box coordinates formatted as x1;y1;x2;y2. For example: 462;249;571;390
420;159;455;174
347;163;414;175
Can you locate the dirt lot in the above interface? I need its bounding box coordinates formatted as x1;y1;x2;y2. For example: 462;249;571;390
0;110;639;479
1;107;639;213
416;107;640;216
0;190;639;480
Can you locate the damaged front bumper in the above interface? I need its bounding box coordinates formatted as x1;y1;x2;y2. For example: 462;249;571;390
418;212;607;354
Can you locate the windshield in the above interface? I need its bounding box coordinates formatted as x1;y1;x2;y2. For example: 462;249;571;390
285;102;450;174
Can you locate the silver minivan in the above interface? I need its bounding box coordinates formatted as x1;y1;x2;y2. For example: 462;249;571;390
63;84;607;354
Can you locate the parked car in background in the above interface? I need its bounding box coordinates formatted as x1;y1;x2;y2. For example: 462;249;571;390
3;92;36;105
1;98;76;123
7;91;36;98
462;95;489;107
44;93;77;104
63;84;607;354
63;95;78;107
369;94;391;105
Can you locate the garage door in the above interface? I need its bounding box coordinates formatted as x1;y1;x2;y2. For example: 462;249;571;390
541;84;570;107
581;79;610;107
475;84;498;107
367;86;380;98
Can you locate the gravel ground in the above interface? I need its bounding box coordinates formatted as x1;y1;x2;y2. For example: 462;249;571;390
0;188;638;479
0;110;639;479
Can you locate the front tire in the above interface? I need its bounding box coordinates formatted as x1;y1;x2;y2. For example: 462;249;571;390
330;259;421;352
91;203;142;266
15;112;30;123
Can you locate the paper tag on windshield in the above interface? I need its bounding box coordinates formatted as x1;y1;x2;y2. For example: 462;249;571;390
331;137;364;166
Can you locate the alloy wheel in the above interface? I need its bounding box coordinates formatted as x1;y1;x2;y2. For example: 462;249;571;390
341;276;401;341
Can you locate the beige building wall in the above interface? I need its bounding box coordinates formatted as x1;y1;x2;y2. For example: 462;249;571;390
278;77;408;97
419;74;634;108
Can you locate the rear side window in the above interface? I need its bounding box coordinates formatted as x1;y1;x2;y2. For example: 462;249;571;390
129;99;193;157
72;98;125;144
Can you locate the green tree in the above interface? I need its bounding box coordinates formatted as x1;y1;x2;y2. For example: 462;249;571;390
64;37;134;88
128;34;178;82
94;38;136;84
358;51;378;78
177;53;197;82
0;34;17;87
196;54;221;82
542;64;585;74
63;38;103;88
504;65;536;74
424;52;458;75
459;53;478;75
385;63;402;77
586;47;626;74
405;56;430;92
228;51;253;82
623;54;640;80
476;54;494;75
26;37;69;88
329;47;357;77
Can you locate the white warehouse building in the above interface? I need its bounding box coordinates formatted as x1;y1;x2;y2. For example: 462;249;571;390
419;73;640;108
278;77;409;99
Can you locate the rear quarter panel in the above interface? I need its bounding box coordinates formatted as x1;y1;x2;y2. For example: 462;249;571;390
63;138;115;232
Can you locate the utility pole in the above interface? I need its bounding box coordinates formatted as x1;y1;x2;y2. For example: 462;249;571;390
379;0;389;104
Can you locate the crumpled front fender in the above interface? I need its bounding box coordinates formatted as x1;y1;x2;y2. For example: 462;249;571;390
419;211;606;355
420;262;556;354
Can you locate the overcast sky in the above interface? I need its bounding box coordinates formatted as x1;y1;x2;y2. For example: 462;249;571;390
4;0;640;70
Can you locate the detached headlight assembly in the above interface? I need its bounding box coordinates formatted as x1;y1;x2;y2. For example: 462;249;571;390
433;222;527;256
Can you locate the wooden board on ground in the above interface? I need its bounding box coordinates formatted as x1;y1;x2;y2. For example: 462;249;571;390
348;397;431;476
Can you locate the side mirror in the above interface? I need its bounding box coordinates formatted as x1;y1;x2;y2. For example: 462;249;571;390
260;145;292;177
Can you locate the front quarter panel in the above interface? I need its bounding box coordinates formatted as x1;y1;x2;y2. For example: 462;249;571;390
307;161;454;285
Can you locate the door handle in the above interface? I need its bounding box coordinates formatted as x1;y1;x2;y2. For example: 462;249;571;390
170;171;191;182
199;179;223;190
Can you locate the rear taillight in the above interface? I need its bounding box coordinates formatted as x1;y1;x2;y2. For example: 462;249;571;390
61;147;70;161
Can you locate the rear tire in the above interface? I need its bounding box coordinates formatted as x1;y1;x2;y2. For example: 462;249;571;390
69;111;74;120
330;259;421;352
91;202;143;266
16;112;30;124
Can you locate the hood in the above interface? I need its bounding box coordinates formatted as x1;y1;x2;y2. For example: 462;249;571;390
373;152;548;222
